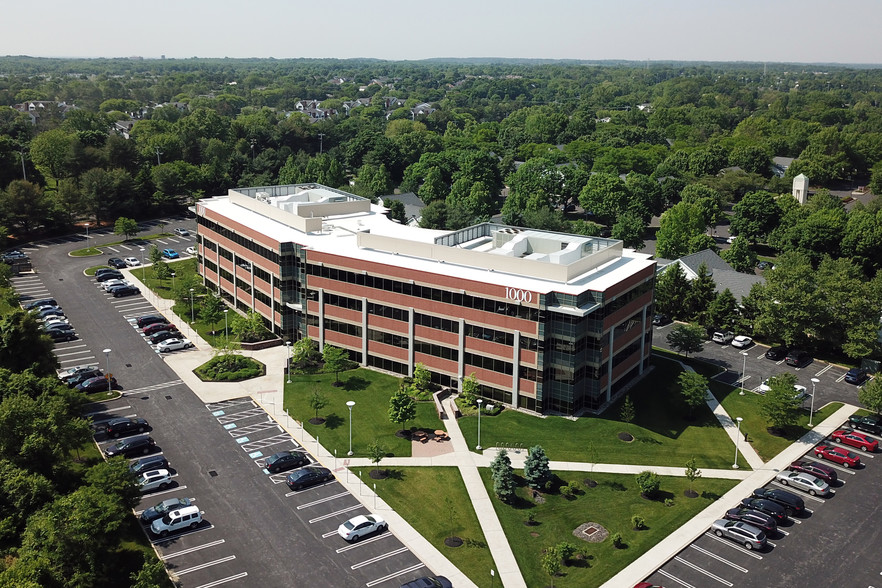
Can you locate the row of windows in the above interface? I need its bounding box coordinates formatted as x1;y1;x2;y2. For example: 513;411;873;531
236;277;251;295
198;217;281;265
367;355;408;376
204;258;218;274
464;352;513;376
415;340;458;361
464;324;540;352
368;328;409;349
612;336;646;370
203;239;217;252
614;311;644;341
307;264;540;321
307;315;363;338
254;265;271;284
220;268;233;283
604;280;653;318
219;247;233;261
326;293;363;312
255;289;271;308
367;302;409;322
415;312;459;334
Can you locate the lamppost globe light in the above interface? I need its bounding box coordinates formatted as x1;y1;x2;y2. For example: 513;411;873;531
286;341;292;384
102;349;112;394
346;400;356;456
809;377;820;427
476;398;484;451
733;416;744;469
740;351;749;395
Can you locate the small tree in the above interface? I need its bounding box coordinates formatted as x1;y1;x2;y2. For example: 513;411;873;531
412;363;431;396
367;440;385;476
291;337;321;369
635;470;661;499
153;260;170;285
200;293;225;331
524;445;552;490
554;542;577;565
858;377;882;415
231;310;270;343
490;449;515;503
678;371;708;418
459;372;479;406
620;395;635;425
666;323;705;357
631;514;646;530
322;345;350;384
541;550;562;587
760;373;803;433
685;456;702;496
113;217;139;240
308;388;328;423
388;382;417;433
149;244;162;266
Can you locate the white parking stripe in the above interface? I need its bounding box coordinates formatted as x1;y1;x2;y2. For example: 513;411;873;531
335;533;393;553
673;556;733;586
308;505;362;524
106;247;120;253
366;565;425;587
192;572;248;588
704;533;764;559
83;405;130;417
176;555;236;575
59;356;96;364
351;547;408;569
143;485;187;499
688;545;748;572
161;539;226;560
814;364;833;377
297;491;351;510
658;569;696;588
56;349;92;358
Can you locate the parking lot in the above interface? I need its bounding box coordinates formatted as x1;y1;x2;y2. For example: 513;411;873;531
14;219;437;588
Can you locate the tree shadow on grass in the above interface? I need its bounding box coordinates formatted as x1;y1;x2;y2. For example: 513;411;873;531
323;413;344;430
341;376;370;392
602;480;628;492
384;469;405;481
701;490;722;500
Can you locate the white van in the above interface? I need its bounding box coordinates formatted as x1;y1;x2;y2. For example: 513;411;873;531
150;505;203;537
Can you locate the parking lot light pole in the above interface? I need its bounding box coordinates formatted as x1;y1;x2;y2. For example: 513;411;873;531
170;271;176;291
103;348;112;394
809;377;820;427
223;309;229;343
346;400;355;456
286;341;292;384
476;398;483;451
189;288;195;323
85;223;89;239
733;416;743;469
139;247;146;281
740;351;749;395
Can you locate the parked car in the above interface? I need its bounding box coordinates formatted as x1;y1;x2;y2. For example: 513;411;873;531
2;250;27;261
285;466;333;490
150;505;202;537
710;519;766;550
24;298;57;310
731;335;753;349
712;331;734;344
752;487;805;516
337;514;387;542
94;268;120;278
831;429;879;452
140;497;192;524
814;444;861;467
107;257;127;269
174;227;190;236
65;369;103;387
788;460;838;483
185;246;197;255
101;278;129;292
137;314;168;328
651;314;671;326
138;469;172;493
765;345;788;360
105;417;150;438
774;471;830;497
46;328;77;342
104;435;155;458
847;414;882;435
34;307;64;319
845;368;870;385
400;577;452;588
58;364;98;380
156;338;193;353
110;285;141;298
264;450;310;473
130;455;169;476
43;321;74;331
739;497;787;522
149;330;181;345
142;322;173;336
124;256;141;267
723;507;777;534
161;248;179;259
785;349;812;367
75;375;116;393
96;271;124;282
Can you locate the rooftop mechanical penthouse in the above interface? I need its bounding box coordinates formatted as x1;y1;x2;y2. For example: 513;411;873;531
195;184;656;415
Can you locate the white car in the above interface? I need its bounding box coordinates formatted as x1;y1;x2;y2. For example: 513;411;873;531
44;319;73;331
337;514;387;542
58;364;97;379
712;331;734;344
156;338;193;353
185;246;197;256
757;378;808;400
124;257;141;267
774;471;830;497
731;335;753;349
174;227;190;236
138;469;172;493
102;279;131;292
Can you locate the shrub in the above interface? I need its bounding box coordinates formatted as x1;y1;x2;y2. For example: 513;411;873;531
664;498;675;507
611;532;624;548
195;354;264;382
631;514;646;530
635;470;661;499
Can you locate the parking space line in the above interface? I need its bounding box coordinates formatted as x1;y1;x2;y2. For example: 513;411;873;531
297;491;351;510
83;405;131;417
688;545;748;572
705;533;764;559
827;440;875;458
658;569;696;588
228;421;279;437
206;398;255;410
673;556;733;586
122;380;184;395
240;433;297;452
365;564;425;587
769;481;826;502
59;355;96;364
351;546;409;570
106;246;120;253
175;555;237;576
308;505;362;524
835;373;847;383
335;533;393;553
150;521;212;544
814;365;833;377
56;349;92;357
161;539;226;560
192;572;248;588
142;485;187;499
284;479;337;497
217;407;267;424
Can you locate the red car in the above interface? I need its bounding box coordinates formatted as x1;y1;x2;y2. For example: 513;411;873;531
814;444;861;467
788;460;838;483
831;429;878;452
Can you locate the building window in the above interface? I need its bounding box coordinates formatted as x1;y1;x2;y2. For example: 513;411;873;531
368;328;409;349
414;340;458;361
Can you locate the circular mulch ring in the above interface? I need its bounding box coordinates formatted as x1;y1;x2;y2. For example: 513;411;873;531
573;522;608;543
684;489;699;498
369;469;388;480
395;430;410;439
308;417;326;425
444;536;463;548
618;432;634;442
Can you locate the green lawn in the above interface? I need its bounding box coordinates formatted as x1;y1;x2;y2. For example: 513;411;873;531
353;467;497;587
285;368;444;458
482;469;737;588
70;233;173;257
460;358;745;469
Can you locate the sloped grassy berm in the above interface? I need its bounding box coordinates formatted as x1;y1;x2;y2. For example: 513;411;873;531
195;353;265;382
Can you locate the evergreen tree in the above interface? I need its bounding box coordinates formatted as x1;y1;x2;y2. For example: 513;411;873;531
655;262;691;319
490;449;515;503
523;445;552;490
706;288;740;330
687;263;716;324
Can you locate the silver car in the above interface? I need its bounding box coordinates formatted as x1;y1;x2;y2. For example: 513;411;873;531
775;471;830;497
711;519;766;550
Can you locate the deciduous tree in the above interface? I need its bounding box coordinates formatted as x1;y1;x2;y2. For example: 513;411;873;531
678;371;708;418
858;378;882;415
388;383;417;432
666;323;705;357
113;216;139;240
322;345;350;384
760;373;803;432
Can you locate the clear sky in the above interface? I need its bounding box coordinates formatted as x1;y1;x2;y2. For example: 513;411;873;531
4;0;881;64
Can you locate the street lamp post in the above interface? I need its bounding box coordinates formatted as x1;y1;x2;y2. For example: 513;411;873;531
189;288;195;323
476;398;483;451
103;348;112;394
740;351;749;395
170;271;176;291
286;341;292;384
85;223;89;239
733;416;744;469
809;377;820;427
346;400;356;456
223;309;229;343
139;247;146;281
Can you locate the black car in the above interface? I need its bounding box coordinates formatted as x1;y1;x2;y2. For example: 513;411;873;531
130;455;169;476
285;466;333;490
785;349;812;368
847;414;882;435
845;368;870;385
65;369;103;387
788;460;838;484
110;285;140;298
400;577;453;588
752;487;805;516
264;450;310;473
95;271;124;283
105;417;150;438
723;507;777;534
740;497;787;522
34;307;65;319
107;257;127;269
139;497;192;524
24;298;57;310
75;375;116;393
43;322;74;332
94;267;121;278
765;345;788;360
46;328;77;342
652;314;671;326
104;435;155;458
137;315;168;329
148;330;181;344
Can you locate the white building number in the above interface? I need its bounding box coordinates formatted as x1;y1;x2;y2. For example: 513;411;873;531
505;288;533;303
